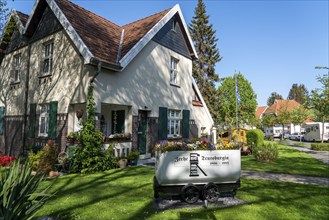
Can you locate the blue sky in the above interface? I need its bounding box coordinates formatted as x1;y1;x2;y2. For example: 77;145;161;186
6;0;329;106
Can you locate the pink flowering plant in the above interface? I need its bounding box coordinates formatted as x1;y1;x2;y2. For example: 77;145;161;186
155;140;240;152
0;155;16;167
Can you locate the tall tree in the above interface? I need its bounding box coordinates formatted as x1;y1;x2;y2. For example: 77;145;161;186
276;104;291;140
216;73;257;131
287;83;308;104
189;0;222;119
0;0;8;35
308;73;329;143
267;92;283;106
290;105;309;141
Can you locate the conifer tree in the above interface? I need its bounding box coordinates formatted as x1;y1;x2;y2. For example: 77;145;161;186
189;0;222;120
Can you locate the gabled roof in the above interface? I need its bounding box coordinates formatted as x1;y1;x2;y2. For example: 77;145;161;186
18;0;197;69
265;99;300;116
255;106;268;119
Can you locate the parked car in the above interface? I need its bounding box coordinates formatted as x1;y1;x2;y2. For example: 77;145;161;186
289;132;304;141
284;133;291;139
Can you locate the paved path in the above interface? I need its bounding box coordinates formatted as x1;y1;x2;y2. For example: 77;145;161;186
241;170;329;186
290;145;328;165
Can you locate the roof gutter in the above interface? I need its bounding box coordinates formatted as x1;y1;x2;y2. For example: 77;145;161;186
89;57;122;72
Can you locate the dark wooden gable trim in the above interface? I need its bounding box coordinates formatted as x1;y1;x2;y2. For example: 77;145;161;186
30;6;63;42
152;14;191;59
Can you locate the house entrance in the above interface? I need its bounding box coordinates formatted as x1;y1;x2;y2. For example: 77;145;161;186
137;111;148;154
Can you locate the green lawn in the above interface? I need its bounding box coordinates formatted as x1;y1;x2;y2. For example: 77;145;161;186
35;166;329;220
242;144;329;177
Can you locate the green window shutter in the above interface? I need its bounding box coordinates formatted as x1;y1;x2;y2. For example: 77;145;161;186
28;104;36;138
182;109;190;139
0;107;4;135
158;107;168;140
112;110;125;134
48;101;58;139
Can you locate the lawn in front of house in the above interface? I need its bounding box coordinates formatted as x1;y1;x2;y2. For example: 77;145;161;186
242;144;329;177
34;166;329;220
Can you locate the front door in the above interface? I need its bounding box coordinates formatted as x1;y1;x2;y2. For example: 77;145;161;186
137;111;147;154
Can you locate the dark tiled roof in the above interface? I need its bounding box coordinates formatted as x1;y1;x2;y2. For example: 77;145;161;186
16;11;29;26
121;8;171;60
54;0;122;64
54;0;171;65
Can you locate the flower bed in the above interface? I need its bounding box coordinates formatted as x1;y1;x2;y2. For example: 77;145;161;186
0;156;16;167
155;140;241;153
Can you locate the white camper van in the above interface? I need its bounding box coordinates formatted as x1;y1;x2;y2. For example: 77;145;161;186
303;122;329;142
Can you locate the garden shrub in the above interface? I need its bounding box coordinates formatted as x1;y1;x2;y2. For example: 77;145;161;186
265;136;274;141
311;143;329;151
246;129;264;150
70;85;117;174
28;141;58;175
254;141;279;162
0;159;51;219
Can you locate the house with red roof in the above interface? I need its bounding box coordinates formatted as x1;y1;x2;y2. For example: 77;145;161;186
261;99;309;137
0;0;213;157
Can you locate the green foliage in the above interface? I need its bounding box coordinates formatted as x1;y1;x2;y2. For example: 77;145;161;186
246;129;264;150
254;142;279;162
0;159;51;220
28;142;58;175
267;92;283;106
287;83;308;104
189;0;221;120
261;114;276;127
0;0;8;36
127;150;140;161
70;85;117;174
290;105;309;127
264;135;274;141
311;143;329;151
216;73;257;127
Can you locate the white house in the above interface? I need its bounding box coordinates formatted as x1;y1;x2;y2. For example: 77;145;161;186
0;0;213;157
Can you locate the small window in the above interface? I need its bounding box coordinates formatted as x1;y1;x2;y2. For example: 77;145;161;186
171;19;176;31
39;104;49;137
170;57;179;85
167;109;181;137
42;42;53;75
13;54;21;82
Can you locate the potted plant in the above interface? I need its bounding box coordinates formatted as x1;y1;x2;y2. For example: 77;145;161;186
118;157;127;168
127;150;140;166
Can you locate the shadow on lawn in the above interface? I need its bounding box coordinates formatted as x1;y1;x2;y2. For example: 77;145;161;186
39;166;153;219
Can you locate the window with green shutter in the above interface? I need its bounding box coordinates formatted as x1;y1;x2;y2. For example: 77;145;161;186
28;104;36;138
158;107;168;140
0;107;4;135
48;101;58;139
112;110;125;134
182;110;190;138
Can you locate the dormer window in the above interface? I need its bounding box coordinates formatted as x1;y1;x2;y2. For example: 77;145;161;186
42;42;53;75
13;54;21;82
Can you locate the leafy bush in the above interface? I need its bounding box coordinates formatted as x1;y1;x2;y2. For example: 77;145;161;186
28;141;58;175
246;129;264;150
70;85;117;173
254;142;279;162
265;136;274;141
311;143;329;151
0;159;51;219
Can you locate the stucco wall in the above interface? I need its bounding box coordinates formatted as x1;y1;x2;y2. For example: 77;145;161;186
28;30;86;114
95;41;193;116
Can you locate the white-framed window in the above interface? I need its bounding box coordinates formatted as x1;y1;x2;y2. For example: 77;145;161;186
167;109;181;137
170;57;179;85
39;104;49;137
42;42;53;75
13;54;21;82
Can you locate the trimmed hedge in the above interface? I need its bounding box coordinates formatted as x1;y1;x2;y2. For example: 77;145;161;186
311;143;329;151
254;141;279;162
246;129;264;150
